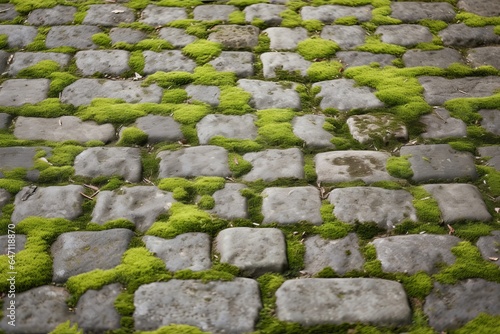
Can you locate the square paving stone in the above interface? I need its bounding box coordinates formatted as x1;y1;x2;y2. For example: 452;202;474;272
76;283;122;332
27;5;77;26
376;24;433;47
420;108;467;139
261;52;311;79
0;79;49;107
423;184;492;223
372;234;460;274
347;114;408;144
315;151;397;184
110;27;148;45
208;25;260;50
304;233;364;275
320;25;366;50
83;4;135;26
157;146;231;178
264;27;308;51
336;51;396;68
439;24;500;48
143;50;197;75
479;109;500;136
75;50;131;76
390;2;456;22
0;25;37;48
244;4;286;26
8;52;72;76
328;187;417;230
276;278;411;326
0;147;51;170
209;51;255;77
46;26;102;49
238;79;301;110
209;183;248;220
186;85;220;106
400;144;477;183
196;114;257;145
92;186;176;232
313;79;384;112
215;227;287;276
139;5;187;26
135;114;184;144
193;5;237;21
292;115;334;149
158;27;197;48
458;0;500;17
477;231;500;265
301;5;373;23
261;186;323;225
12;185;84;224
467;46;500;69
133;279;262;333
51;229;134;282
74;147;142;183
403;48;464;68
478;146;500;171
243;148;304;182
143;233;212;272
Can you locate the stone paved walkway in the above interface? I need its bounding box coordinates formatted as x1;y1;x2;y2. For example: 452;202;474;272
0;1;499;333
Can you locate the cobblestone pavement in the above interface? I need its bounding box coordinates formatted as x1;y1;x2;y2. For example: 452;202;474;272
0;0;499;333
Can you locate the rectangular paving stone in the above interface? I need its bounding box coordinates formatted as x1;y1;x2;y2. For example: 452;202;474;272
158;27;197;48
83;4;135;27
243;148;304;182
0;25;37;48
390;2;456;22
467;46;500;70
209;183;248;220
142;50;196;75
76;283;122;333
75;50;131;76
0;147;50;170
238;79;302;110
139;5;187;26
209;51;255;77
27;5;77;26
0;79;50;107
336;51;396;68
320;25;366;50
208;25;260;50
347;114;407;145
301;5;372;23
376;24;433;47
439;24;500;48
196;114;257;145
46;26;102;49
261;52;311;79
193;5;237;21
403;48;464;68
479;109;500;136
419;108;467;139
458;0;500;17
265;27;308;51
8;52;72;76
478;145;500;170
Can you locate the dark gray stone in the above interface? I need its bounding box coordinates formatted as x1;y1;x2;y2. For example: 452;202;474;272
0;234;26;255
423;184;492;223
0;188;10;208
321;25;366;50
196;114;257;145
143;233;212;272
301;5;373;23
424;279;500;331
51;229;134;282
0;147;50;170
262;186;322;225
265;27;308;51
467;46;500;69
209;51;254;77
400;144;477;182
61;79;163;106
0;51;10;75
186;85;220;106
0;4;18;22
135;115;184;144
216;227;287;276
479;109;500;136
238;79;301;110
315;151;397;184
477;231;500;265
8;52;72;76
372;234;460;274
420;108;467;139
403;48;463;68
14;116;116;143
391;2;456;22
27;5;77;26
0;113;11;130
478;146;500;170
292;115;334;149
261;52;311;78
329;187;417;230
110;27;147;45
347;114;408;144
336;51;396;68
458;0;500;17
0;25;37;48
46;26;102;50
92;186;176;232
193;5;237;21
76;283;122;333
419;76;500;105
140;5;187;26
0;286;74;333
83;4;135;27
75;50;131;76
276;278;411;326
142;50;196;75
158;27;197;48
376;24;433;47
304;233;364;275
209;183;248;219
12;185;84;224
0;79;49;107
133;279;262;333
244;4;286;26
243;148;304;182
439;24;500;48
313;79;384;111
208;25;260;49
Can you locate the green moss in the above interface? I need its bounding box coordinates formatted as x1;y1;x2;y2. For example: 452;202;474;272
228;10;246;24
280;9;302;28
144;71;194;88
172;104;211;124
354;222;385;240
302;19;324;32
128;50;145;74
91;33;112;48
456;12;500;27
444;93;500;124
228;153;253;177
49;321;83;334
17;60;61;78
297;38;340;61
227;0;267;6
38;166;74;183
182;40;222;65
135;39;173;51
371;6;401;25
209;137;262;154
419;19;448;33
314;221;353;240
77;99;147;124
100;177;126;191
49;72;78;97
386;155;413;179
0;98;75;118
495;25;500;35
307;61;343;81
157;0;204;7
2;168;27;180
118;127;148;146
158;177;193;192
313;0;372;4
334;16;358;25
314;267;339;278
371;180;404;190
356;35;406;56
448;140;476;153
193;176;225;195
455;314;500;334
162;89;188;104
398;272;433;299
239;188;263;223
126;0;149;9
193;65;236;86
0;179;27;194
453;222;495;242
217;86;253;115
477;166;500;197
197;195;215;210
48;145;84;166
253;33;270;53
25;27;50;51
0;34;8;49
255;109;303;147
46;46;78;54
410;187;442;223
137;324;209;334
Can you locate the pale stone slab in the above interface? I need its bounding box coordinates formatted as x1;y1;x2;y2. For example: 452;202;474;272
423;184;492;223
292;115;334;149
276;278;411;326
243;148;304;182
0;79;49;107
143;233;211;272
376;24;433;47
321;25;366;50
315;151;397;184
304;233;364;275
196;114;257;145
420;108;467;139
478;146;500;170
313;79;384;111
27;5;76;25
0;147;50;170
403;48;463;68
216;227;287;276
76;283;122;333
0;25;37;48
458;0;500;17
265;27;308;51
46;26;102;50
83;4;135;27
133;279;262;333
110;27;147;45
140;5;187;26
347;114;408;144
479;109;500;136
238;79;301;110
142;50;196;75
135;115;184;144
439;24;500;47
186;85;220;106
244;4;286;26
209;51;255;77
209;183;248;220
75;50;131;76
262;186;322;225
8;52;72;76
261;52;311;78
477;231;500;266
301;5;373;23
336;51;396;68
467;46;500;70
158;27;197;48
0;4;18;22
193;5;237;21
208;25;260;49
391;2;456;22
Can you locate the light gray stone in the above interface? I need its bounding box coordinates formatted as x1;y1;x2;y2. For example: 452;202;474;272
467;46;500;69
0;79;49;107
261;52;311;78
0;286;74;333
75;50;131;76
400;144;477;182
478;146;500;170
83;4;135;26
420;108;467;139
0;147;50;170
196;114;257;145
135;115;184;144
439;24;500;47
329;187;417;230
262;186;322;225
46;26;102;49
376;24;433;47
209;51;254;77
208;25;260;49
243;148;304;182
133;279;262;333
142;50;196;75
157;146;231;178
403;48;463;68
424;279;500;331
336;51;396;68
477;231;500;265
193;5;237;21
12;185;84;224
209;183;248;219
216;227;287;276
143;233;211;272
301;5;372;23
14;116;115;143
0;25;37;48
238;79;301;110
315;150;397;184
186;85;220;106
60;79;163;106
0;4;18;22
479;109;500;136
0;234;26;255
347;114;408;144
391;2;456;22
244;4;286;26
313;79;384;111
292;115;334;149
76;283;122;332
372;234;460;274
458;0;500;17
264;27;308;51
51;229;134;282
0;113;11;130
140;5;187;26
110;27;147;45
27;5;76;25
8;52;72;76
158;27;197;48
276;278;411;326
423;184;492;223
321;25;366;50
304;233;364;275
0;189;10;208
92;186;176;232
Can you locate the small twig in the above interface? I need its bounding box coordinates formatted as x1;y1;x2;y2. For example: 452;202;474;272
84;184;99;192
446;224;455;235
80;192;94;200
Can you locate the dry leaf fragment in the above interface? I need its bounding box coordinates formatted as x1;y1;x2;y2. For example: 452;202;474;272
489;257;499;261
233;157;239;165
446;224;455;235
112;10;125;13
495;208;500;214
